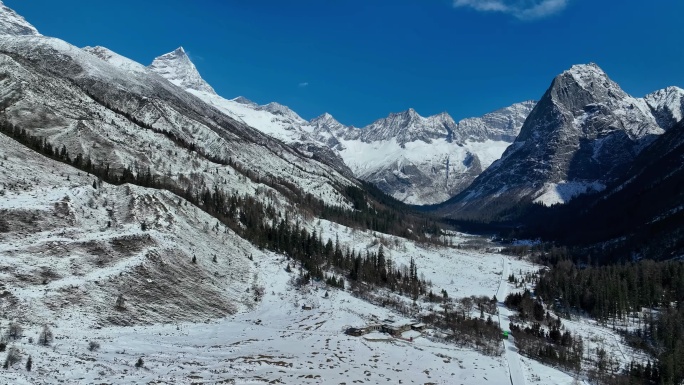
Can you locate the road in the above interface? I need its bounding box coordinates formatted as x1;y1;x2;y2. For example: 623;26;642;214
496;258;527;385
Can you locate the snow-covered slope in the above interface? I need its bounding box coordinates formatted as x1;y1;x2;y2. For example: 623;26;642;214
0;134;257;327
438;63;682;220
82;45;148;74
0;34;356;210
0;0;40;36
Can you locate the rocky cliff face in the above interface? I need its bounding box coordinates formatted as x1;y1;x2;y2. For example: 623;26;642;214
436;63;681;220
644;86;684;131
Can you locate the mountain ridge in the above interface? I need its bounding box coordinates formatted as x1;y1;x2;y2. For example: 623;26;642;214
141;45;537;205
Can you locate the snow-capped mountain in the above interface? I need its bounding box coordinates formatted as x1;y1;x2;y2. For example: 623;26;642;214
437;63;683;220
307;102;536;205
146;48;311;142
355;108;455;145
456;101;537;142
645;86;684;131
0;0;39;36
148;47;217;95
142;44;536;205
144;48;353;176
141;44;538;205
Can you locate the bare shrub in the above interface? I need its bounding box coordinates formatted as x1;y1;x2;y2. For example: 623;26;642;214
38;325;53;346
7;322;22;340
252;285;266;302
88;341;101;352
3;346;21;368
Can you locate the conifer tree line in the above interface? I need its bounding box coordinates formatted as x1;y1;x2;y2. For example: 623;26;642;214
504;289;584;373
535;259;684;385
0;120;432;298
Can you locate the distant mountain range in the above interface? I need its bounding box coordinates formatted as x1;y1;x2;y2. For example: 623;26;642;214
108;42;535;205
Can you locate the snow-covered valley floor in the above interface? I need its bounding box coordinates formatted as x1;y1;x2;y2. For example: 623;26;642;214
1;247;586;385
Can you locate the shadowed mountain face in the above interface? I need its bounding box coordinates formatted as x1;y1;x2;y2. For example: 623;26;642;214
434;63;683;221
518;119;684;262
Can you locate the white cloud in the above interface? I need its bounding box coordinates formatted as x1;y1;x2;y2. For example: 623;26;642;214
452;0;568;20
185;50;204;62
298;82;309;88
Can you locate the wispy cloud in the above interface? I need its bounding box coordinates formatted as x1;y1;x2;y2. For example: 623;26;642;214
298;82;309;88
452;0;568;20
185;50;204;62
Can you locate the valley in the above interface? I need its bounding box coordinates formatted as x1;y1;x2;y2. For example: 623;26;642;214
0;1;683;384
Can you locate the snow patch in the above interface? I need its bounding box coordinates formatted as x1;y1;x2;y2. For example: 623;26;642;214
533;181;605;206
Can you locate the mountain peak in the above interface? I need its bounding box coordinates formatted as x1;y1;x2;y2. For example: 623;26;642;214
311;112;337;124
232;96;258;107
149;47;216;95
644;86;684;129
261;102;306;124
402;108;421;119
0;1;41;36
562;63;615;91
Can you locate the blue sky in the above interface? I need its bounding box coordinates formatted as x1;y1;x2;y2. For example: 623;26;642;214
7;0;683;127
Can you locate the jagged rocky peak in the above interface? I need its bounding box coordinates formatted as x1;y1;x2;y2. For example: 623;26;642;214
455;100;536;142
232;96;258;107
311;112;344;129
644;86;684;129
518;62;660;141
362;108;456;144
437;63;670;220
556;62;627;102
149;46;216;95
0;1;41;36
310;112;354;142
